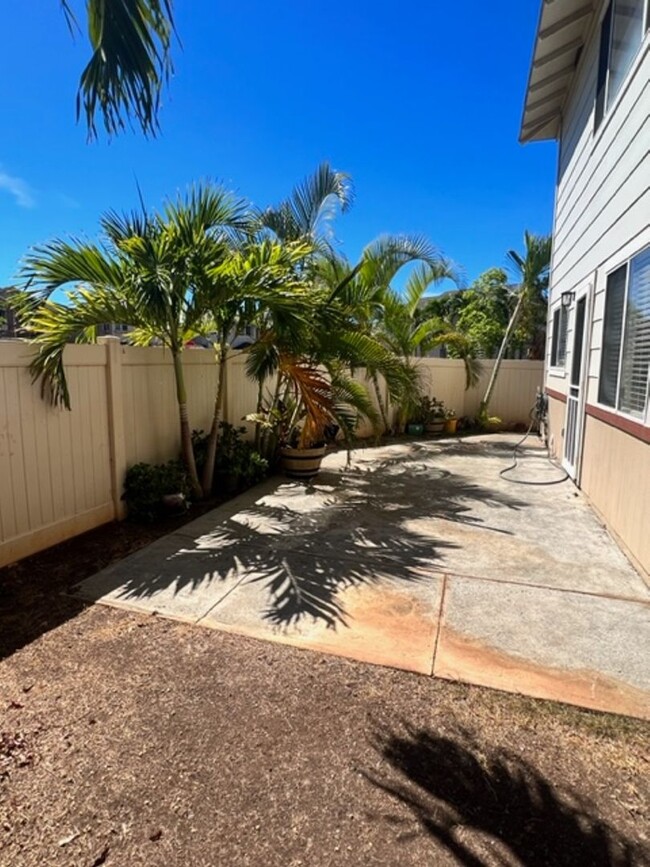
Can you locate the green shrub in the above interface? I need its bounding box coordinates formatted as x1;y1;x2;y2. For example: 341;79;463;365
193;423;269;495
123;460;189;522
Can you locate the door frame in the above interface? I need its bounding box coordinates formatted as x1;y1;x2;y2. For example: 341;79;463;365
562;281;593;479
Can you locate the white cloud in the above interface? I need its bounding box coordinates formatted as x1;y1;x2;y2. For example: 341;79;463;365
0;169;35;208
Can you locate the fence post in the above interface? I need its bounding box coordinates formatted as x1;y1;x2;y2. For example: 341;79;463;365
99;337;128;520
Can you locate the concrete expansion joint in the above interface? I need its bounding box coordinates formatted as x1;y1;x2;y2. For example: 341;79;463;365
430;574;449;676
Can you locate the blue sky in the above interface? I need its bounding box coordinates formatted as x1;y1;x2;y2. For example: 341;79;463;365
0;1;556;292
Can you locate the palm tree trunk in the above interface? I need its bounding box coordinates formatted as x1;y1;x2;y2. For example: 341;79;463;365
172;348;203;499
371;373;389;436
201;343;229;497
479;290;524;424
254;378;264;450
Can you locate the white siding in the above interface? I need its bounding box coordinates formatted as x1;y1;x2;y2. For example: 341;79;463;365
546;5;650;398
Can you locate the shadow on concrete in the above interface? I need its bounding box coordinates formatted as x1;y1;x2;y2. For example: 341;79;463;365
100;450;527;629
364;724;647;866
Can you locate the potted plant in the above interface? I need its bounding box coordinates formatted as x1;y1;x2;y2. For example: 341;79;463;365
405;395;428;436
249;362;336;481
444;408;458;435
423;396;446;435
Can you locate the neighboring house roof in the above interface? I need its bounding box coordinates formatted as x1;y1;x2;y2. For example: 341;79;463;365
520;1;598;143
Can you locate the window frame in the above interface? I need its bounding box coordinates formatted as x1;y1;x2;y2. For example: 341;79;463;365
597;245;650;425
549;304;569;372
594;0;650;133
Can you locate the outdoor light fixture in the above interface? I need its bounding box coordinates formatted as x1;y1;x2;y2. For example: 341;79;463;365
561;290;575;308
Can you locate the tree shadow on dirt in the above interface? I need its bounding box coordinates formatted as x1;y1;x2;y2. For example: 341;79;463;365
74;449;527;630
364;724;648;866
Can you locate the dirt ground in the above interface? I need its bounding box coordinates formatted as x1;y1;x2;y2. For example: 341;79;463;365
1;513;649;866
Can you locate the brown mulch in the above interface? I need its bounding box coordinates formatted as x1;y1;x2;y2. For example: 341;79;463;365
1;512;649;866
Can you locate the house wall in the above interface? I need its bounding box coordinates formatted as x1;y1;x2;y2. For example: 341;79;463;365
0;341;542;567
547;6;650;403
581;414;650;579
544;3;650;577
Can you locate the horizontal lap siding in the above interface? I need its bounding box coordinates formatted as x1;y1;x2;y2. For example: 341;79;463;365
546;26;650;398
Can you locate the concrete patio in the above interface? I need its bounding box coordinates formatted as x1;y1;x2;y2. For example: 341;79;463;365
74;435;650;719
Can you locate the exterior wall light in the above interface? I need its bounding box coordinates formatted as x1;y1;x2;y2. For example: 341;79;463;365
561;290;575;308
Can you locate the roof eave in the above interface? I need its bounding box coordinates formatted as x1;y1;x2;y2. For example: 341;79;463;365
519;1;597;143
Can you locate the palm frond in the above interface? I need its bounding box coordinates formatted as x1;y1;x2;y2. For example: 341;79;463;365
75;0;176;139
25;286;136;407
360;234;459;292
260;162;353;246
163;183;252;241
278;357;335;447
330;371;380;441
21;239;126;298
245;335;280;383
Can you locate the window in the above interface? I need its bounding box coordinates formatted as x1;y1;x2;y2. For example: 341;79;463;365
550;306;568;368
595;0;648;130
599;246;650;417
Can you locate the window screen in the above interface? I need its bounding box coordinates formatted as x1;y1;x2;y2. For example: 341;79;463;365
618;247;650;415
550;306;568;367
551;309;560;366
599;264;627;407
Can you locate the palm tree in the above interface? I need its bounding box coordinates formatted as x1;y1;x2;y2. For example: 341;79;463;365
195;238;312;495
369;255;481;432
18;184;248;499
305;235;460;436
60;0;175;139
478;231;552;423
244;162;359;451
244;272;389;459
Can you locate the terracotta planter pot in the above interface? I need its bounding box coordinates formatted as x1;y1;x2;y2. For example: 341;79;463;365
444;418;458;434
280;445;326;480
426;420;445;435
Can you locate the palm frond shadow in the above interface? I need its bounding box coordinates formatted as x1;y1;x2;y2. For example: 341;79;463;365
363;724;647;867
94;448;527;630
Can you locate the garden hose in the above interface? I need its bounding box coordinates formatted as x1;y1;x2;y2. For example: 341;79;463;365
499;391;569;486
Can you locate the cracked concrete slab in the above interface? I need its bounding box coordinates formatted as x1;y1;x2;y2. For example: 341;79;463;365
435;575;650;718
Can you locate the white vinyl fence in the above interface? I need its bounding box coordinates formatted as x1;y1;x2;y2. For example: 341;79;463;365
0;339;542;566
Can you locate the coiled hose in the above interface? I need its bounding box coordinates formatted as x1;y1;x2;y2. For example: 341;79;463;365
499;391;570;486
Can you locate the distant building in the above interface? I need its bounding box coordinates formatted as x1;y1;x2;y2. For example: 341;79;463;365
0;288;18;338
97;323;133;339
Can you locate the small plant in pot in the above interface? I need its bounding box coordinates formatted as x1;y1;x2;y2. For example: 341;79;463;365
423;396;446;435
405;395;428;436
444;407;458;434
